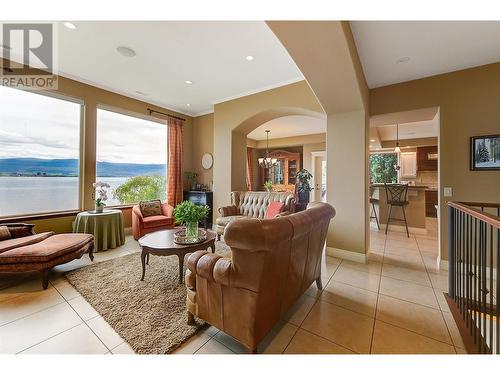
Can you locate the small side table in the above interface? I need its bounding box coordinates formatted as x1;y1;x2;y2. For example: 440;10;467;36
73;209;125;252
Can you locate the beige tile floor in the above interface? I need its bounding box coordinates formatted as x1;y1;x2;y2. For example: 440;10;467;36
0;218;465;354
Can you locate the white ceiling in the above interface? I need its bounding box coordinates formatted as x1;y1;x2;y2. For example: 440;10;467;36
247;115;326;140
350;21;500;88
2;21;303;116
375;114;439;142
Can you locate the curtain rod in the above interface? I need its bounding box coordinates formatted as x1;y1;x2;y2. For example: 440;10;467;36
147;108;186;122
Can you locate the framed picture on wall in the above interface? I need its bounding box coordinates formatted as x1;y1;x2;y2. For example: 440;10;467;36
470;134;500;170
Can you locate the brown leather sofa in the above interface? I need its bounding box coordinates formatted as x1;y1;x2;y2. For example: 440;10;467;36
0;223;94;289
186;202;335;353
215;191;296;240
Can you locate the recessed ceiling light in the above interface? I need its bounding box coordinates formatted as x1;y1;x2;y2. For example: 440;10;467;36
245;55;254;61
185;80;193;85
116;46;136;57
396;56;410;64
63;22;77;30
135;90;148;96
370;139;376;142
186;103;191;107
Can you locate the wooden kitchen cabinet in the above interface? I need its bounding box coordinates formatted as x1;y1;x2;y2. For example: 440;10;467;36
417;146;438;171
400;151;417;178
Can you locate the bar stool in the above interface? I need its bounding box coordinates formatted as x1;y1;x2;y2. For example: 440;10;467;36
384;183;410;237
369;186;380;230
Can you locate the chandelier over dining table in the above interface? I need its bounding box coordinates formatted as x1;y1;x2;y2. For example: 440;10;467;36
258;130;277;168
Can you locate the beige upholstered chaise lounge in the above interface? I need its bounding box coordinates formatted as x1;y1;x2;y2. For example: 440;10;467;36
215;191;296;240
0;223;94;289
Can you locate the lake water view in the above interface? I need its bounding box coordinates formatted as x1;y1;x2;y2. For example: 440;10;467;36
0;176;130;217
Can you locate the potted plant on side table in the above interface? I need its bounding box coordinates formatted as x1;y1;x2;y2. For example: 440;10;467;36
296;169;313;210
173;200;210;239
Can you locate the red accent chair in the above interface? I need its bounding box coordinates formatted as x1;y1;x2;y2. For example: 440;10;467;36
132;203;175;240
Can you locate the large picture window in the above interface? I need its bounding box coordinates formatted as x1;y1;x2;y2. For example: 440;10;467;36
0;86;82;217
369;152;398;183
96;108;167;206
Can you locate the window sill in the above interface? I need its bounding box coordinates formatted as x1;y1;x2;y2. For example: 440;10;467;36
0;205;135;223
0;210;81;224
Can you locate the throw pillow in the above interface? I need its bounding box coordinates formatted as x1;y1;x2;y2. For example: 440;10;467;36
0;226;11;241
139;200;163;217
265;201;285;219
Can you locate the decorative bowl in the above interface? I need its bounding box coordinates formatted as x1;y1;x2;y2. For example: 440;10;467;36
174;228;207;245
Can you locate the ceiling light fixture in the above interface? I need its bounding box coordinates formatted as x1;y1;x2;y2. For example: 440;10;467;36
63;22;77;30
186;103;191;107
245;55;254;61
258;130;277;170
185;80;193;85
396;56;410;64
394;123;401;153
370;139;376;143
116;46;136;57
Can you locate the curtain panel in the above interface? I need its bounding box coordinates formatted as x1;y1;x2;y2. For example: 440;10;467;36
246;147;254;191
167;117;184;206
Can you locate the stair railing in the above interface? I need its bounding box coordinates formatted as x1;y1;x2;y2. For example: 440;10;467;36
448;201;500;354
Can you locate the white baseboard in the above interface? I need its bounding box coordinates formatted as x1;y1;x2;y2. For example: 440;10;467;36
379;223;427;235
326;247;367;263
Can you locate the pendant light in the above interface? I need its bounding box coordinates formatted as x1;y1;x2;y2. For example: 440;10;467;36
394;123;401;153
258;130;277;167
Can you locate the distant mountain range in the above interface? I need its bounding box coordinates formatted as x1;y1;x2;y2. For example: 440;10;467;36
0;158;166;177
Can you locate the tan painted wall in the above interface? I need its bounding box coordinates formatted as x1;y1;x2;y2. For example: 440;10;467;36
213;81;324;220
248;133;326;149
2;66;193;233
192;113;214;187
380;137;438;149
327;111;368;253
370;62;500;260
268;21;370;255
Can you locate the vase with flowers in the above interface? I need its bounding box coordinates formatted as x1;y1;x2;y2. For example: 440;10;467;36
92;181;110;213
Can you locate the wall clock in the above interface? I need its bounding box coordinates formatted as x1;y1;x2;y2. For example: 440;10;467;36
202;153;213;170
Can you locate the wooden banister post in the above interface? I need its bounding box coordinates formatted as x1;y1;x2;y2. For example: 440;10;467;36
448;204;455;299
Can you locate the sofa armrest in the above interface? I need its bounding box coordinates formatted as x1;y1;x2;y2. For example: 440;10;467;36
218;205;239;217
187;250;246;289
276;210;292;217
132;205;144;222
161;203;174;218
3;223;35;238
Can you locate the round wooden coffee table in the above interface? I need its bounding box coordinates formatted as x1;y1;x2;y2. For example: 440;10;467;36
138;228;216;284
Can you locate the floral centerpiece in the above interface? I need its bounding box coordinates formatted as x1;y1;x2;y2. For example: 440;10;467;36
173;200;209;239
92;181;110;213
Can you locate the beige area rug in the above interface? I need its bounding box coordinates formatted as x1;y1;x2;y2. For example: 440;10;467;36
65;241;231;354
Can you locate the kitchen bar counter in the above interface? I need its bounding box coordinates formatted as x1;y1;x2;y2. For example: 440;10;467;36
371;184;427;231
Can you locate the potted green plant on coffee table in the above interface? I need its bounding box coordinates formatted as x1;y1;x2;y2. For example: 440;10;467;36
173;200;210;239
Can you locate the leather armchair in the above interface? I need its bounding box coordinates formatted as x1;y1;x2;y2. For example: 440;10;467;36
186;202;335;353
132;202;174;240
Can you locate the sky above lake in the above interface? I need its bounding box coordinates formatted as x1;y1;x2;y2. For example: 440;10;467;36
0;85;167;164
